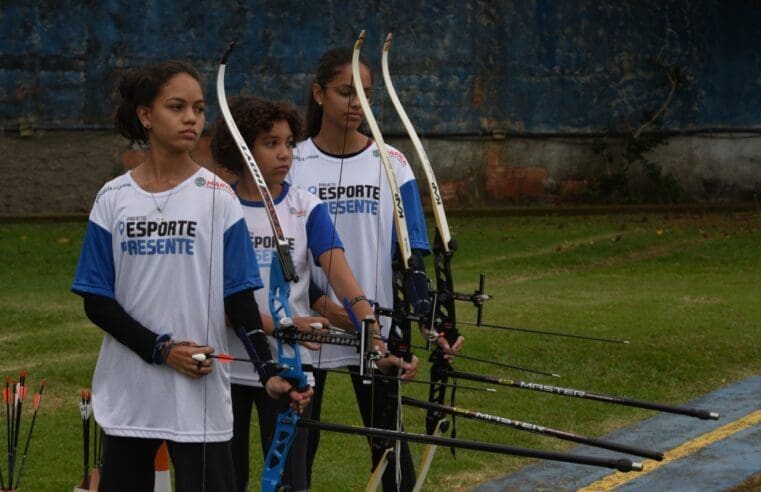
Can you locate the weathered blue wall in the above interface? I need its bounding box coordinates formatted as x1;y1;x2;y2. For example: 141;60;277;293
1;1;760;134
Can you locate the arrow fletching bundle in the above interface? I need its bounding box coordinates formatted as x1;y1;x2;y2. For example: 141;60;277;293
1;371;46;491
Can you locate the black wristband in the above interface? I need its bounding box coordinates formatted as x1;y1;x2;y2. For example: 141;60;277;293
152;334;172;364
309;280;326;307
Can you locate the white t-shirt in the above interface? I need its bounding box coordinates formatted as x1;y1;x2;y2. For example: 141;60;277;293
228;182;342;387
72;168;262;442
288;138;429;368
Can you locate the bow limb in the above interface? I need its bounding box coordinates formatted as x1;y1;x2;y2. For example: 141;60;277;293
217;43;298;283
353;31;413;269
381;33;451;252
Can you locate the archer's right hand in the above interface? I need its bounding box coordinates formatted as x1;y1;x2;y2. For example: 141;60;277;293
165;341;215;379
293;316;330;350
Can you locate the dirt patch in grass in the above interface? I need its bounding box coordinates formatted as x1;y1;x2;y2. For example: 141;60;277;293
681;295;724;304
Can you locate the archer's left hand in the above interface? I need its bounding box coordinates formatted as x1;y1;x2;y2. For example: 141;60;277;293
399;354;419;380
288;385;314;414
377;353;419;381
264;376;313;414
436;334;465;362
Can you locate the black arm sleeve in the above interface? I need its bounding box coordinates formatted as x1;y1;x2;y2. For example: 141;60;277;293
411;248;428;271
308;279;325;308
408;248;432;316
224;289;278;384
82;294;158;364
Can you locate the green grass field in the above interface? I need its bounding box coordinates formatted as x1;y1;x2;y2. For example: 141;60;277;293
1;211;759;491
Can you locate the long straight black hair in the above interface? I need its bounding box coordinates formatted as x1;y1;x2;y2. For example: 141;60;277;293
304;47;372;138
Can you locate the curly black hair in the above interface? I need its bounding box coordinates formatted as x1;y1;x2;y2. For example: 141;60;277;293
210;96;303;176
114;60;202;145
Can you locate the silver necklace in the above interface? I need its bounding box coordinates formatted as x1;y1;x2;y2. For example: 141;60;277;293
149;183;175;221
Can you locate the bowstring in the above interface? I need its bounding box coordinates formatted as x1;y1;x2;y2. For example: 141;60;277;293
379;64;404;490
314;57;387;477
314;76;353;373
374;69;399;486
202;152;219;491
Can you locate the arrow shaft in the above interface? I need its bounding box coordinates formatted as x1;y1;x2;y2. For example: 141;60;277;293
298;419;642;472
12;409;40;489
315;368;496;394
418;346;559;377
447;369;719;420
457;320;630;344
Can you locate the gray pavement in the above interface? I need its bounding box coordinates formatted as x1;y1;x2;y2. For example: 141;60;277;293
474;375;761;492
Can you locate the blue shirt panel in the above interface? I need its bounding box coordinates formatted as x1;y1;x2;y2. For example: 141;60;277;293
224;218;264;297
389;180;431;258
71;220;116;298
306;202;344;266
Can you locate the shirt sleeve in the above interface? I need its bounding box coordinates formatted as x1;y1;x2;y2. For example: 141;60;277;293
400;179;431;254
72;220;116;299
306;201;344;265
223;218;264;297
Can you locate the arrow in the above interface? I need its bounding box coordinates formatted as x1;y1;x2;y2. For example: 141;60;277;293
12;380;45;489
190;353;497;394
402;397;664;461
445;368;720;420
299;419;644;472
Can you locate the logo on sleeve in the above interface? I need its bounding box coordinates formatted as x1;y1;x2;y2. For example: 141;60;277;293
372;148;408;167
387;148;408;166
294;153;319;161
289;207;306;217
94;182;131;203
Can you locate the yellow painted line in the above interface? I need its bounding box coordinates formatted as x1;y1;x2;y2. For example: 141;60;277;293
579;409;761;491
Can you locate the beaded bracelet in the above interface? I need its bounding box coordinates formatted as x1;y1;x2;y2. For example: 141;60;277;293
349;295;368;307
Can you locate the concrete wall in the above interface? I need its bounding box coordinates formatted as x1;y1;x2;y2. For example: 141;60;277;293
394;134;761;206
3;131;758;215
0;131;124;214
1;1;760;214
